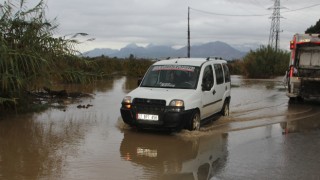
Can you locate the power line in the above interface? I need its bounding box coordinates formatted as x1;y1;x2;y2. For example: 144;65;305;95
282;3;320;13
190;7;269;17
251;0;269;9
190;3;320;17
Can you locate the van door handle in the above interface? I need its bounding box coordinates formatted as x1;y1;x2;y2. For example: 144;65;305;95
212;90;216;95
225;86;228;91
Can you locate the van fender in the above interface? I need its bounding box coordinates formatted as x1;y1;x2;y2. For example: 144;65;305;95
183;95;202;118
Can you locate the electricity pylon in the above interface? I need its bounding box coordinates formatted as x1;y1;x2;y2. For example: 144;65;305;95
268;0;282;51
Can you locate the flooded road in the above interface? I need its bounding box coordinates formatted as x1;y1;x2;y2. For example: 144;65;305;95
1;76;320;179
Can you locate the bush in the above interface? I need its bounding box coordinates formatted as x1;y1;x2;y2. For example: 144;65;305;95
242;46;290;78
227;60;243;75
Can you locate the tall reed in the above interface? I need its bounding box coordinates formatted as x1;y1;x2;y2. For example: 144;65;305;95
0;0;96;106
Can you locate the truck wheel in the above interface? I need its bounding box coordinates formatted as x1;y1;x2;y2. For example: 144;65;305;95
221;100;230;116
188;110;200;131
289;96;304;104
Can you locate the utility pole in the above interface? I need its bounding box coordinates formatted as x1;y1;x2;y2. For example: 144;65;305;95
268;0;282;51
187;6;190;58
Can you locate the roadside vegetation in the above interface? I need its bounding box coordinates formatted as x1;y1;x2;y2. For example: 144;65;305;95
87;55;153;77
0;0;152;112
228;19;320;78
228;45;290;78
0;0;98;110
305;19;320;33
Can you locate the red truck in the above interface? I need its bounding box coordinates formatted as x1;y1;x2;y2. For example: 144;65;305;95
285;33;320;101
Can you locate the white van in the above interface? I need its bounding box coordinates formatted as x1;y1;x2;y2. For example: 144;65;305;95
120;58;231;131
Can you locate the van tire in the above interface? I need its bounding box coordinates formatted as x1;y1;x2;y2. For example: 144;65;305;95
188;110;200;131
221;100;230;116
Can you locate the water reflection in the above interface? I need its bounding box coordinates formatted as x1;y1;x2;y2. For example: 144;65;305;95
232;76;287;96
281;102;320;134
119;130;228;180
0;77;122;180
51;77;122;96
122;76;140;93
0;111;97;179
94;77;123;93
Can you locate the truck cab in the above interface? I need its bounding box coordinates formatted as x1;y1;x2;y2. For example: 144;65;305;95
286;33;320;101
120;58;231;131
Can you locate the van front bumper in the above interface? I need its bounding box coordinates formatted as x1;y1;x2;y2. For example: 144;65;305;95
120;108;193;130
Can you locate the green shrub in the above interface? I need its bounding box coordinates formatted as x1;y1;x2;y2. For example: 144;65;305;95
242;46;290;78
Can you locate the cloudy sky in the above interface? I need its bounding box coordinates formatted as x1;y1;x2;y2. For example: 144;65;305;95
18;0;320;52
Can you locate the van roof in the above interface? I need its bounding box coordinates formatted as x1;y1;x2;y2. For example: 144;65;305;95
154;58;227;67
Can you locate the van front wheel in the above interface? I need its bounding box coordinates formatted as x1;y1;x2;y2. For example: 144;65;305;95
188;110;200;131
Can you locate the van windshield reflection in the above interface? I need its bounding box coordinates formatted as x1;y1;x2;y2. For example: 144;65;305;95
140;65;200;89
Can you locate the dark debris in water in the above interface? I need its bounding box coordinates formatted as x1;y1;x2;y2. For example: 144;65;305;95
77;104;93;109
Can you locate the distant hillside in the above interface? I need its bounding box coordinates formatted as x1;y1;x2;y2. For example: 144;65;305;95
82;48;118;57
83;41;248;60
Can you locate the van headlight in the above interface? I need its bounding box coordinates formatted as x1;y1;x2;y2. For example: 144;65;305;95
168;99;184;112
122;96;132;109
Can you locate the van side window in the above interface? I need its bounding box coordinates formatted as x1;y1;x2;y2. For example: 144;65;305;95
202;65;214;91
222;64;230;83
214;64;224;84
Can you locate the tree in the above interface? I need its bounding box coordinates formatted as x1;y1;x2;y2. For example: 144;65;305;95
128;54;136;60
305;19;320;33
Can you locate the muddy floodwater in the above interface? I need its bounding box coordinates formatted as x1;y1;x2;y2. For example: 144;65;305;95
1;76;320;180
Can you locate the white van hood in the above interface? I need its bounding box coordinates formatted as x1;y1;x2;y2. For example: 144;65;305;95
127;87;196;105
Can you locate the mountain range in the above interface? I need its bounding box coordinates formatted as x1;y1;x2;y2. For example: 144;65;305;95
83;41;258;60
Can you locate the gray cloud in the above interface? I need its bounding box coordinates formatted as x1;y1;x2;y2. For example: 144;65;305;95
40;0;320;51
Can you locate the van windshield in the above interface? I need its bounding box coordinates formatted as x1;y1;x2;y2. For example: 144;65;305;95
140;65;200;89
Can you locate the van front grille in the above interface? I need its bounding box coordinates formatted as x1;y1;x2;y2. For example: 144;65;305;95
132;98;166;113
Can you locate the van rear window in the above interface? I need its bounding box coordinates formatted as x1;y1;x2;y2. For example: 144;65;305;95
214;64;224;85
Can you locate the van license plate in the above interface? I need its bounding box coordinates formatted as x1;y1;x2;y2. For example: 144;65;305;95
137;114;159;121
